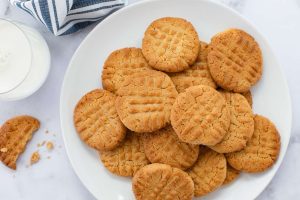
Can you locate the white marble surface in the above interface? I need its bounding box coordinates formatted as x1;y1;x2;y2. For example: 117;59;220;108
0;0;299;199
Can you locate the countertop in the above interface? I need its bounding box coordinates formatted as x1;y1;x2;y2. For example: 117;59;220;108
0;0;299;199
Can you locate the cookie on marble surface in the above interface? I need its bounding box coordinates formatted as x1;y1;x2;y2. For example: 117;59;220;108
209;91;254;153
208;29;263;92
0;115;40;170
226;115;281;173
187;147;227;197
102;48;152;93
132;163;194;200
142;126;199;170
169;41;217;93
74;89;126;151
116;70;178;133
171;85;230;145
142;17;200;72
99;131;149;177
223;164;240;185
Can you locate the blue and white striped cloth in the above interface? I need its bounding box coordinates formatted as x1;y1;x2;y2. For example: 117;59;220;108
9;0;127;36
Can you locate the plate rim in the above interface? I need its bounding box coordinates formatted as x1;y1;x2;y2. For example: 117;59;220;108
60;0;292;199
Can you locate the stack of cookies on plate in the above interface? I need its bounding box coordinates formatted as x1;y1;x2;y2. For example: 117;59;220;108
73;17;281;200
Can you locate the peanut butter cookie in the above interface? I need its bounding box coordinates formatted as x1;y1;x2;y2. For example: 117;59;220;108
0;115;40;170
142;17;200;72
223;164;240;185
116;70;178;133
170;41;217;93
226;115;281;172
102;48;152;93
208;29;263;92
142;126;199;170
132;163;194;200
74;89;126;151
209;91;254;153
187;147;227;197
100;132;149;177
171;85;230;145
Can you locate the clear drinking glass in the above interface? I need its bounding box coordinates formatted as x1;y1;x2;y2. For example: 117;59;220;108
0;18;32;94
0;18;50;101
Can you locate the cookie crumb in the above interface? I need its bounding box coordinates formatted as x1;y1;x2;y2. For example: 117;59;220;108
0;147;8;153
47;156;51;159
45;130;49;134
46;141;54;150
30;151;40;165
37;141;46;148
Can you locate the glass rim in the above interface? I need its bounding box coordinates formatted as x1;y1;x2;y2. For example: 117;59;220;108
0;18;33;94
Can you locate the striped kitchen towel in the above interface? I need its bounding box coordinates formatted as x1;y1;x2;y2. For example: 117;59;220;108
9;0;128;36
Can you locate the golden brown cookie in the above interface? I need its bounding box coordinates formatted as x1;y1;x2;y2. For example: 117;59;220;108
102;48;152;93
223;164;240;185
188;147;227;197
116;70;178;133
171;85;230;145
142;17;200;72
142;126;199;170
99;132;149;177
170;41;217;93
0;116;40;170
74;89;126;151
209;91;254;153
208;29;263;92
226;115;281;173
132;163;194;200
241;90;253;107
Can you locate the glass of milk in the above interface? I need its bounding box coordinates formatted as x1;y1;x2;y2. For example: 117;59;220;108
0;18;50;101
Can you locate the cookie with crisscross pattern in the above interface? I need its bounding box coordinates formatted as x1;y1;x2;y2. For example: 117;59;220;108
142;126;199;170
0;115;40;170
226;115;281;173
171;85;230;145
116;70;178;133
208;29;263;92
132;163;194;200
170;41;217;93
142;17;200;72
102;48;152;93
209;91;254;153
99;131;149;177
187;147;226;197
74;89;126;151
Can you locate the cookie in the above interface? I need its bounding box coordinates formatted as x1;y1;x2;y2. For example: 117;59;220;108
209;91;254;153
74;89;126;151
223;164;240;185
226;115;281;173
132;163;194;200
241;90;253;107
142;17;200;72
116;70;178;133
142;126;199;170
188;147;227;197
102;48;152;93
170;41;217;93
0;116;40;170
99;132;149;177
171;85;230;145
208;29;263;92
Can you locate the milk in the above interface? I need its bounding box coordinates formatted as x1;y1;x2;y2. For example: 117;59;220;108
0;19;50;101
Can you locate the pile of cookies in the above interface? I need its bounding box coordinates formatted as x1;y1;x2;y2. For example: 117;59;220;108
73;17;281;199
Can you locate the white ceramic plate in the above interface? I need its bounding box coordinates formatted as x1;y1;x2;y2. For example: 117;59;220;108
60;0;292;199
